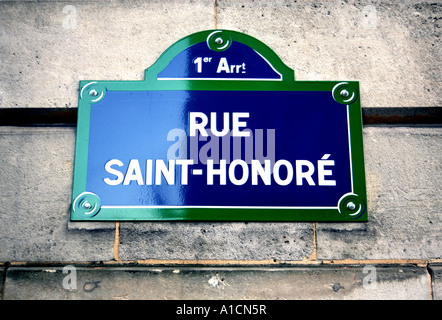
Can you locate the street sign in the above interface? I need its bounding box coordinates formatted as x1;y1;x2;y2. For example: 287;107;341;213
71;30;367;221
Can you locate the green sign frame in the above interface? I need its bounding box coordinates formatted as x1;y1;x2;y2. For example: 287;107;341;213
71;29;367;222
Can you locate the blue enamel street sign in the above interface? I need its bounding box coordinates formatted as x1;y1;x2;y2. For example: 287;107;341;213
71;30;367;221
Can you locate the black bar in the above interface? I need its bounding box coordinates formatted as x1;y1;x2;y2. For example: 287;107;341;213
0;108;77;126
0;300;434;316
362;107;442;125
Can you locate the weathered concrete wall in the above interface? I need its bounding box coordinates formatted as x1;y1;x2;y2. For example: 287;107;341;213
2;266;431;300
0;0;214;109
0;0;441;300
0;0;440;109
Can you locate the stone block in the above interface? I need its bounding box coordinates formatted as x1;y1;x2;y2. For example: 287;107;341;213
0;0;214;109
317;127;442;260
119;222;313;261
217;0;441;108
3;265;431;300
0;127;115;262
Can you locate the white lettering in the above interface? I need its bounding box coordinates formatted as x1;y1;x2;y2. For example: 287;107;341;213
155;159;175;185
207;159;227;185
123;159;143;185
229;159;249;185
104;159;124;185
216;57;230;73
210;112;230;137
146;159;153;185
296;160;316;186
273;159;294;186
189;112;208;137
189;112;250;137
176;159;194;185
251;159;271;185
103;156;335;187
232;112;250;137
318;154;336;186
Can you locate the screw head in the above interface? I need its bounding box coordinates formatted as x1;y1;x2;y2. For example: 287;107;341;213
340;89;349;98
347;202;356;210
89;89;98;97
215;37;223;44
83;202;92;209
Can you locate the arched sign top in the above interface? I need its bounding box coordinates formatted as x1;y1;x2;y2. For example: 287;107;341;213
145;30;295;85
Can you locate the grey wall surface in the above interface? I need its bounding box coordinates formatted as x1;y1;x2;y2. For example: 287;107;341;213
0;0;440;300
3;266;432;300
0;0;440;109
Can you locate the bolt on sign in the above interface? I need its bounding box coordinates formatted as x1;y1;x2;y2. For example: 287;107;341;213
71;30;367;222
